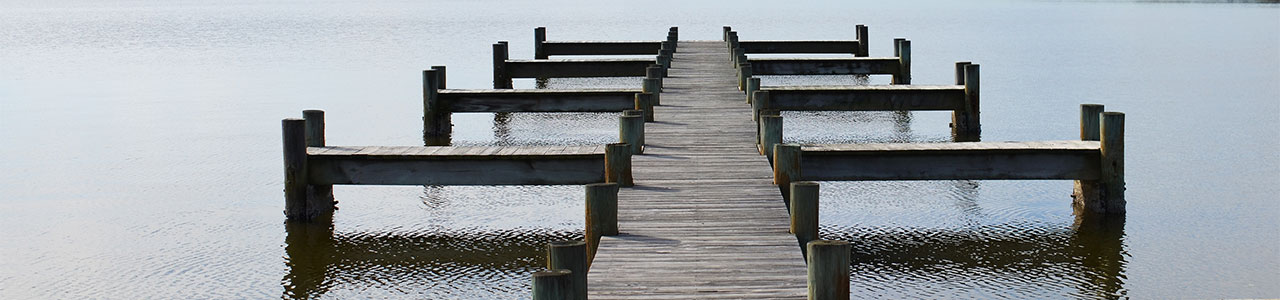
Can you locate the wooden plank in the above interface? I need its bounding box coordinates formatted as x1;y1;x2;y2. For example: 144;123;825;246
798;141;1103;180
543;41;662;56
748;57;899;75
438;89;639;112
308;155;604;185
739;40;860;54
506;59;655;78
765;85;965;111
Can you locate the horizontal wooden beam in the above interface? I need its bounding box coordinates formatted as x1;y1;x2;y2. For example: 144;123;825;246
438;89;640;112
763;85;965;111
542;41;662;56
739;41;860;54
306;145;606;185
798;141;1102;181
748;57;899;75
506;59;654;78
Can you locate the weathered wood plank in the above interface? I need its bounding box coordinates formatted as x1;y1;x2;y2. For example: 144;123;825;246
749;57;900;75
304;146;605;185
506;59;655;78
543;41;663;56
739;40;860;54
798;141;1103;180
438;89;639;112
764;85;965;111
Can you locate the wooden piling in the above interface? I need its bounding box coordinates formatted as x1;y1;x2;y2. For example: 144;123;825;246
605;143;632;187
635;93;655;122
647;65;663;88
585;182;619;261
431;65;447;89
423;69;451;146
547;241;587;300
1080;104;1104;141
1073;104;1105;213
806;240;851;300
493;42;512;89
723;26;732;41
739;63;752;91
761;114;783;162
534;27;547;59
790;182;819;248
855;24;869;57
1100;112;1125;213
773;143;801;198
283;118;310;221
752;90;770;122
302;110;334;212
747;77;761;104
952;63;980;141
643;78;661;106
620;112;644;154
532;269;573;300
893;39;910;85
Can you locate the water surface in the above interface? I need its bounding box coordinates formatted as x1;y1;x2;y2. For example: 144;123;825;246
1;1;1277;298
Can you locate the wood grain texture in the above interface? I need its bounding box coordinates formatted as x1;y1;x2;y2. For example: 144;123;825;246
588;41;808;299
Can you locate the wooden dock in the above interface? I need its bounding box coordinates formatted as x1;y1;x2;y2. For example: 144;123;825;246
586;41;809;298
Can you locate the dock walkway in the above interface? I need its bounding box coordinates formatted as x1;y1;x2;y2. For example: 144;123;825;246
587;41;808;298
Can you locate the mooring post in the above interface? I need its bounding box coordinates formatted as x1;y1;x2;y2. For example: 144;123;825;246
534;27;547;59
660;49;674;77
773;143;801;198
746;77;761;104
855;24;869;57
807;240;851;300
585;182;619;261
493;41;512;89
1100;112;1125;213
893;39;911;85
761;113;783;162
430;65;447;89
547;241;587;300
738;63;752;91
1073;104;1105;212
647;65;663;89
532;269;573;300
643;78;661;106
657;54;671;77
752;90;770;122
952;63;980;141
791;182;819;248
727;31;739;51
635;93;655;122
733;47;746;66
620;112;644;154
302;110;334;212
283;118;310;221
605;143;633;187
723;26;732;41
423;69;451;146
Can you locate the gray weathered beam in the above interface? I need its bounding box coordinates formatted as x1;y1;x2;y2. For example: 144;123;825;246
748;57;900;75
306;146;606;185
738;41;860;54
798;141;1103;181
542;41;663;56
506;59;655;78
438;89;640;112
763;85;965;111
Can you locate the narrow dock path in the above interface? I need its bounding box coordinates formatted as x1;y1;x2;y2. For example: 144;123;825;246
587;41;808;298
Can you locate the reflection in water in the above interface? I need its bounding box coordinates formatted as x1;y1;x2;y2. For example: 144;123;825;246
282;218;581;299
824;212;1126;299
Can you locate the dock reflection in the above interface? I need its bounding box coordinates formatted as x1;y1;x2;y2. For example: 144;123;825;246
828;214;1126;298
282;218;579;298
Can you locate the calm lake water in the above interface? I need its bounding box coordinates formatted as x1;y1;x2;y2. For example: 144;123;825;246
1;0;1277;299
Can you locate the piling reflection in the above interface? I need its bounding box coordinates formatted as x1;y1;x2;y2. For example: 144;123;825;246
826;215;1126;298
282;218;581;298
